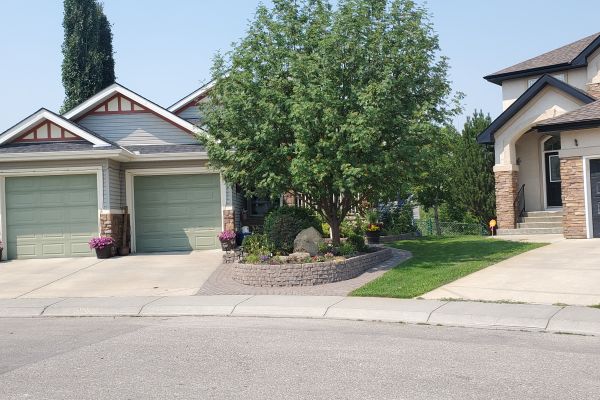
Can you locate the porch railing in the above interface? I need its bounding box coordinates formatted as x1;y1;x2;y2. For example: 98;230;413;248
513;184;526;225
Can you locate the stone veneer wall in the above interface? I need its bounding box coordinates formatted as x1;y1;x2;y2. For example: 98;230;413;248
494;170;519;229
100;213;130;249
223;210;235;231
232;247;393;287
561;157;587;238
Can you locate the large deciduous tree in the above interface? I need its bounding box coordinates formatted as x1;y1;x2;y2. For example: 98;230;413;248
201;0;457;244
453;110;496;226
61;0;115;113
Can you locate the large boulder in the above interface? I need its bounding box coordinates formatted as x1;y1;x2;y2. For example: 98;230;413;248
293;227;324;256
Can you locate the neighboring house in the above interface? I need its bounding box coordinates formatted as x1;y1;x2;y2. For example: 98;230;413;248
0;83;243;260
478;32;600;239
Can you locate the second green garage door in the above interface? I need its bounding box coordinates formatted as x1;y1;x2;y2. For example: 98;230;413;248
133;174;222;252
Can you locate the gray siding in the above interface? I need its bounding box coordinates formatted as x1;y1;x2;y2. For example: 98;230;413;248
176;105;202;122
78;113;198;146
232;187;245;230
107;160;122;209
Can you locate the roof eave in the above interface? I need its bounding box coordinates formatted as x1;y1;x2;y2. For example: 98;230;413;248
484;63;581;85
536;119;600;133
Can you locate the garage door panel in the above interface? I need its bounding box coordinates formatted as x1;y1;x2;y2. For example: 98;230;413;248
6;175;98;259
134;174;221;253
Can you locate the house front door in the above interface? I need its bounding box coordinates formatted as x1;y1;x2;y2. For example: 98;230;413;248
590;159;600;238
545;152;562;207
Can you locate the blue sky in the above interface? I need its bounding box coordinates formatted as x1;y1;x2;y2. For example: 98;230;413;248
0;0;598;129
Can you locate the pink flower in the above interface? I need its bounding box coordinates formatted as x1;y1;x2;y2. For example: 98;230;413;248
88;237;115;250
218;230;236;242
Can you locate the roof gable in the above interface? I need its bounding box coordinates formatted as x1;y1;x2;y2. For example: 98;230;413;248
485;32;600;85
63;83;200;135
0;109;111;147
477;75;596;144
168;80;214;114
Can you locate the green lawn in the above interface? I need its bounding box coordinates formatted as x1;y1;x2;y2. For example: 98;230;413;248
351;236;545;299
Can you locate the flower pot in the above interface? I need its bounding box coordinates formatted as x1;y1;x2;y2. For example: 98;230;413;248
95;246;113;259
0;249;3;261
220;239;236;252
365;231;381;244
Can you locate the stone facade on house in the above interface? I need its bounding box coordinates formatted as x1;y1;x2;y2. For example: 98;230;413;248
494;169;519;230
560;157;587;239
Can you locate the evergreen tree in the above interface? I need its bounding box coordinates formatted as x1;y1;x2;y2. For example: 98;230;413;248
61;0;115;113
454;110;495;226
201;0;458;244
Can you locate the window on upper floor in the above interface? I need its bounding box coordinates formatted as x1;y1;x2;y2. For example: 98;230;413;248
527;73;566;88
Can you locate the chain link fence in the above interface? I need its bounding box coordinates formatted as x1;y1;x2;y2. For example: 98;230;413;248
414;219;488;237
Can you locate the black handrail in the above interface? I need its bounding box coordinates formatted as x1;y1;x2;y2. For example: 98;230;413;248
513;184;526;225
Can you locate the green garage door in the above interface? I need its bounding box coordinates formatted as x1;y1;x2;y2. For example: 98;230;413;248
133;174;222;252
5;175;98;259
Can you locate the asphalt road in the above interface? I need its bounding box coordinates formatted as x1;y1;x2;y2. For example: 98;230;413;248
1;317;599;399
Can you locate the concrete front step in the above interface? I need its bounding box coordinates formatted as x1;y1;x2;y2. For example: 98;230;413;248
521;216;563;223
497;227;564;235
523;211;563;218
517;222;563;229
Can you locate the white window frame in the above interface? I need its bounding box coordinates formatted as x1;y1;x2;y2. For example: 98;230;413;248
124;167;226;253
0;166;104;260
548;154;562;183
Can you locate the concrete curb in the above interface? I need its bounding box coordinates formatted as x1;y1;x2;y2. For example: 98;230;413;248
1;296;599;336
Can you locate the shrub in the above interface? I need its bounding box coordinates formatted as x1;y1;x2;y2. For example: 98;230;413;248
347;233;367;253
339;241;356;257
242;233;272;257
380;205;415;235
263;206;322;253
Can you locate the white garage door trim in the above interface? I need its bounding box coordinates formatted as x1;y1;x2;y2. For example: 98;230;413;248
125;167;227;253
0;166;104;260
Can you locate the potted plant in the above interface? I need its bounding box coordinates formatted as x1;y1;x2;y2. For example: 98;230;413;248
365;223;382;244
218;230;237;251
89;236;115;259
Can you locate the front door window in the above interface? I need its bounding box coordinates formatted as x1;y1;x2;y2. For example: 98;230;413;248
544;137;562;208
590;159;600;238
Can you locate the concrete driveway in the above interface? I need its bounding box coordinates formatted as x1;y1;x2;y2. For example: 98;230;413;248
0;250;222;299
422;239;600;306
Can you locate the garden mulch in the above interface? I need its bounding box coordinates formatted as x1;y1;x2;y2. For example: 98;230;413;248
195;247;411;296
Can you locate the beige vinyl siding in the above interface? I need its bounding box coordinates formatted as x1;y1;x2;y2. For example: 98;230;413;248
78;113;198;146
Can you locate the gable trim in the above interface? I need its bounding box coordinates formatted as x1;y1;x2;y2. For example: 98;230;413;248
168;80;215;114
63;83;200;135
0;109;111;147
477;75;596;144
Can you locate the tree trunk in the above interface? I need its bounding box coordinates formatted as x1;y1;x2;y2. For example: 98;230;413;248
330;220;342;246
433;204;441;236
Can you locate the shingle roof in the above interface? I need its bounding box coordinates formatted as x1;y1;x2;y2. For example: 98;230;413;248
485;32;600;84
123;144;206;154
535;100;600;131
0;141;119;153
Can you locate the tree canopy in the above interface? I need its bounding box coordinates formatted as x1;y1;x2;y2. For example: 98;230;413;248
201;0;458;243
61;0;115;112
453;110;495;226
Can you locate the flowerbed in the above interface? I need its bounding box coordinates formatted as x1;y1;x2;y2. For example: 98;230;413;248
232;247;393;287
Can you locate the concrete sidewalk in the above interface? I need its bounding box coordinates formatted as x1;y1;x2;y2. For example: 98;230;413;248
1;295;599;336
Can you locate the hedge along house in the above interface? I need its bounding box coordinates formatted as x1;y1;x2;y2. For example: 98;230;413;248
0;83;243;260
478;32;600;239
